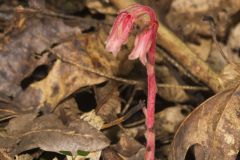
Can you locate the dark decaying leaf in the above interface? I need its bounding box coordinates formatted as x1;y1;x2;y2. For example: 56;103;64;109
0;113;110;156
0;9;125;113
112;133;144;159
14;22;125;112
170;85;240;160
102;148;123;160
95;81;121;122
0;12;81;100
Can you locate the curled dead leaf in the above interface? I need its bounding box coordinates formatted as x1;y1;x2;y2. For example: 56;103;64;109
170;85;240;160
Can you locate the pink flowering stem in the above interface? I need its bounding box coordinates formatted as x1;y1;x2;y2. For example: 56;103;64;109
105;4;158;160
146;23;158;160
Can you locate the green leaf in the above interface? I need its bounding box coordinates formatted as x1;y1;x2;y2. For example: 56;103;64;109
59;150;73;156
77;150;90;156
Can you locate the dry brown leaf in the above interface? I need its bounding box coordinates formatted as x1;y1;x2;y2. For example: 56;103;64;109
219;64;240;89
0;148;12;160
80;110;105;131
102;148;123;160
207;42;229;72
121;105;191;145
126;148;145;160
166;0;240;38
156;66;189;102
55;97;81;123
15;26;125;111
67;151;102;160
15;154;33;160
187;39;212;61
95;81;121;122
0;9;126;112
155;105;191;140
0;13;81;99
112;133;143;158
228;22;240;50
170;85;240;160
0;113;110;156
86;0;117;14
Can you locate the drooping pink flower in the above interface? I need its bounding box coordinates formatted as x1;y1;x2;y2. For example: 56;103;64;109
106;3;158;65
128;29;152;65
105;12;134;56
105;4;158;160
128;25;156;65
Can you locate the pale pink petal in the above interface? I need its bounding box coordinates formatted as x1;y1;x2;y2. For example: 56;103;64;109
128;29;152;65
106;39;122;56
105;12;134;56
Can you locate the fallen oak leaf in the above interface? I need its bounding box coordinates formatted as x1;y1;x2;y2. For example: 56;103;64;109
170;85;240;160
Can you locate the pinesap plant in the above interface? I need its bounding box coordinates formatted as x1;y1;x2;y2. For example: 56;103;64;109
105;3;158;160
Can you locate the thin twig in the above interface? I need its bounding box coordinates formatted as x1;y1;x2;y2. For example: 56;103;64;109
157;47;199;83
0;115;17;122
122;86;137;114
0;108;17;114
123;118;145;128
0;7;100;25
101;101;145;129
202;16;230;64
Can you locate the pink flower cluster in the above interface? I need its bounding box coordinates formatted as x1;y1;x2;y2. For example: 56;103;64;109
105;4;158;65
105;4;158;160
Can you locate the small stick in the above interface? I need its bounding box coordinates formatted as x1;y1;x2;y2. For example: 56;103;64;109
122;86;137;114
101;101;145;129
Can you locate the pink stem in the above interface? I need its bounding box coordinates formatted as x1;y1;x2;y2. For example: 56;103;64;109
145;22;158;160
145;66;156;160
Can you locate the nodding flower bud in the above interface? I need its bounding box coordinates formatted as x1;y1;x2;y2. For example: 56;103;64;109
105;3;158;65
105;12;134;56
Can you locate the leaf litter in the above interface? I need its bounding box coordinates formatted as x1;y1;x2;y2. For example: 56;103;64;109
0;0;240;160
